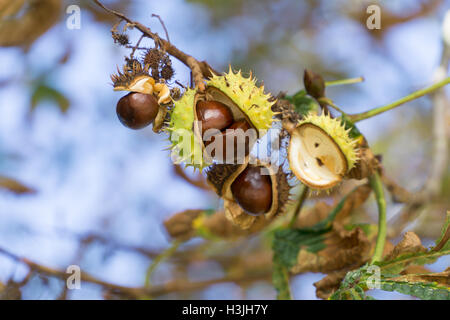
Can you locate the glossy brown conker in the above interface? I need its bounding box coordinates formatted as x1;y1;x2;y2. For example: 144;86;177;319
196;100;233;136
116;92;159;129
230;166;273;215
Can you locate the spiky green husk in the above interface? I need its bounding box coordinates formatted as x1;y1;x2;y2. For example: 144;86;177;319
298;113;358;170
207;67;275;131
167;88;209;169
167;68;276;170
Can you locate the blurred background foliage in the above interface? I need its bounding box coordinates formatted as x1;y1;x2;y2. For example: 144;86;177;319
0;0;448;299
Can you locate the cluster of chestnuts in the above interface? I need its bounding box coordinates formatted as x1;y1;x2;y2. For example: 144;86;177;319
110;41;363;229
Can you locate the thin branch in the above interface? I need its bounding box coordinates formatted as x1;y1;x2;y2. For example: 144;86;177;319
151;14;170;43
173;164;211;191
92;0;219;90
325;76;364;87
130;34;145;59
0;246;271;298
144;240;181;288
348;76;450;122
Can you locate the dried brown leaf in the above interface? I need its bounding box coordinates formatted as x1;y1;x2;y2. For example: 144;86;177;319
290;223;372;274
202;210;268;238
0;176;36;194
294;183;371;228
0;0;61;48
163;209;203;241
313;268;353;300
384;231;427;261
400;265;431;275
164;209;267;241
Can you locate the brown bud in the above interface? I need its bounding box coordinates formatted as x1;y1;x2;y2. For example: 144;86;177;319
303;69;325;99
231;166;273;215
116;92;159;129
196;100;233;136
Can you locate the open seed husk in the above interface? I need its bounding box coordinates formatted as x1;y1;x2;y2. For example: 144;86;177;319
207;158;291;230
287;113;359;190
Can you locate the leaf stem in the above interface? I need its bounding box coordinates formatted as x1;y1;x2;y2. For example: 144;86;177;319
369;172;387;264
288;185;309;228
144;240;181;288
349;77;450;122
325;77;364;87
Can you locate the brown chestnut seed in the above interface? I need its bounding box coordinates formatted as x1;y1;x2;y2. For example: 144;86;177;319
227;119;251;131
196;100;233;136
204;120;252;161
116;92;159;129
231;166;272;215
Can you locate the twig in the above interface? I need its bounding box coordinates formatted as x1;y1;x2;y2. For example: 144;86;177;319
0;246;144;298
92;0;219;90
348;76;450;122
173;164;211;191
144;240;181;288
130;34;145;59
151;14;170;43
325;77;364;87
369;172;387;263
0;246;271;298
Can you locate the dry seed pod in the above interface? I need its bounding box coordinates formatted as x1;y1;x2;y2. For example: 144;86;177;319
111;60;155;94
206;160;291;230
154;82;171;105
168;68;275;169
111;60;171;132
288;113;359;190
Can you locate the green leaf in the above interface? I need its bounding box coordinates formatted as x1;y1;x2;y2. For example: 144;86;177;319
284;90;319;117
31;84;70;114
380;280;449;300
272;260;292;300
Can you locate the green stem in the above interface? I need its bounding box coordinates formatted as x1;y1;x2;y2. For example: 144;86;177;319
349;77;450;122
369;172;387;264
288;185;309;228
144;240;181;288
325;76;364;87
318;97;347;115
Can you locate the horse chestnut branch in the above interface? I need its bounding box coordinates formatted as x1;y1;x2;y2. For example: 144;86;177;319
96;0;448;232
